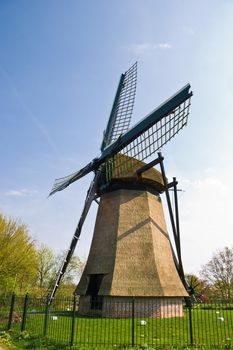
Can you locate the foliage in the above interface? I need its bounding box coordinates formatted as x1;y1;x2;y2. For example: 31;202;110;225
0;214;38;296
200;246;233;300
0;212;86;297
32;248;85;297
48;251;85;297
185;274;211;302
33;243;56;297
52;251;85;285
0;330;14;347
36;244;55;290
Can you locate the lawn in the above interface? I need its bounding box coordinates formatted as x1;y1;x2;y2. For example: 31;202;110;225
1;298;232;349
6;307;232;349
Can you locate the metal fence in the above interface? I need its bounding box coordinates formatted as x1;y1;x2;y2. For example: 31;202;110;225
1;294;233;348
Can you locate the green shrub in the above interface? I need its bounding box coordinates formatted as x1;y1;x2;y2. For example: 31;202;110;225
0;330;14;347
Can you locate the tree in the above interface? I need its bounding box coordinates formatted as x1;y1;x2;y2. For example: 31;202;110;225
0;212;86;297
0;214;38;295
49;251;85;297
54;252;85;285
36;244;55;289
200;246;233;300
185;274;210;302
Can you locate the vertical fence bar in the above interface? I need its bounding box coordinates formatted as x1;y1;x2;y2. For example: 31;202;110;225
186;297;193;345
43;295;50;337
131;297;135;347
70;294;77;347
21;293;29;332
7;293;16;330
5;294;232;348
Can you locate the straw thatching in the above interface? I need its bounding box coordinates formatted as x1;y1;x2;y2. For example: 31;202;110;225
76;162;187;298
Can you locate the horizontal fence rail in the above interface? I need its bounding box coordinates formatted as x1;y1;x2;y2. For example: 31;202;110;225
0;294;232;349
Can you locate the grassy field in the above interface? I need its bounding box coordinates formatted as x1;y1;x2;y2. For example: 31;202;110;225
0;330;233;350
0;329;232;350
3;308;232;349
1;298;232;349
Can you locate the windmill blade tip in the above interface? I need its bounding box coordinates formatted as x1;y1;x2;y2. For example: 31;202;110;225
47;191;54;198
185;83;193;95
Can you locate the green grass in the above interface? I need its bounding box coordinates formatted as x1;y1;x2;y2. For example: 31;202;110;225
0;330;233;350
5;308;232;349
1;304;232;349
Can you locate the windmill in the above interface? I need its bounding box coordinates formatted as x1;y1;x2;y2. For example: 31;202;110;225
49;63;193;317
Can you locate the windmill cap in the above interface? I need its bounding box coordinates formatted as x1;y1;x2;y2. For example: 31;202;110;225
109;154;165;192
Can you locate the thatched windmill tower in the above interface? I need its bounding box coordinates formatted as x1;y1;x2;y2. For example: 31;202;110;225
49;63;193;317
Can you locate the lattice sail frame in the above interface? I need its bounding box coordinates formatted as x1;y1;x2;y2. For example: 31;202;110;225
104;96;191;181
49;81;192;196
102;62;137;149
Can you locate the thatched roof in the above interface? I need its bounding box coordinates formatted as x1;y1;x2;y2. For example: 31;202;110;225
76;189;187;297
109;154;165;192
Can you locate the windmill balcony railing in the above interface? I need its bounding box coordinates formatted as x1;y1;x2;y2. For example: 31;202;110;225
1;293;233;349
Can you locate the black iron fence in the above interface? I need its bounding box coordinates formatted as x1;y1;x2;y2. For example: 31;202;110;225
0;294;233;348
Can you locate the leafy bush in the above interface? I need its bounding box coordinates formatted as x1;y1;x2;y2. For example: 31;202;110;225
0;330;14;347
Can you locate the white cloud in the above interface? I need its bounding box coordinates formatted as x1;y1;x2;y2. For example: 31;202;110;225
5;189;38;197
158;43;172;49
130;42;172;54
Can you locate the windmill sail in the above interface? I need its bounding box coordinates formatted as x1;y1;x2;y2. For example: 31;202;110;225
101;83;192;181
50;63;137;197
49;83;192;196
101;62;137;151
49;160;96;196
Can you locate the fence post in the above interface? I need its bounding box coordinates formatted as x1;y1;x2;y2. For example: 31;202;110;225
186;297;193;345
131;297;135;347
21;293;29;332
43;294;50;337
70;294;77;347
7;293;16;330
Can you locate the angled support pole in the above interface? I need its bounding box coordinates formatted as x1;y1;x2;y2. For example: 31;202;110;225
158;152;179;250
136;157;162;177
173;177;187;288
134;151;187;289
173;177;182;266
158;152;188;291
49;175;98;304
94;197;100;205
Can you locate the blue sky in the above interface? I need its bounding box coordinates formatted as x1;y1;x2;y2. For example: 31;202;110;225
1;0;233;274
